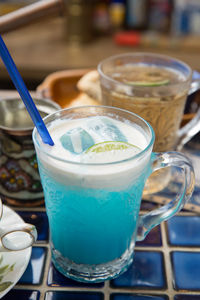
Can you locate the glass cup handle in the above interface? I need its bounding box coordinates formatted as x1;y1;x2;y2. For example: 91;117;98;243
189;70;200;96
176;107;200;151
136;151;195;241
0;223;37;251
175;70;200;150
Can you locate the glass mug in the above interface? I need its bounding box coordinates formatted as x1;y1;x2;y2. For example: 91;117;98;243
98;53;198;194
0;197;37;251
32;106;195;283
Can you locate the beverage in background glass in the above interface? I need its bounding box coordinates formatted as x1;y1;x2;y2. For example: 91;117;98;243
98;53;193;193
33;106;194;283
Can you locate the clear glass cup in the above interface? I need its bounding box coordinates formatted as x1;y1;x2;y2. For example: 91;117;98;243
32;105;195;283
98;53;195;193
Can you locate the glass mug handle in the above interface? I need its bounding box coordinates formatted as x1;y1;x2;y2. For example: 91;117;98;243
173;70;200;150
188;70;200;96
137;151;195;241
0;199;37;251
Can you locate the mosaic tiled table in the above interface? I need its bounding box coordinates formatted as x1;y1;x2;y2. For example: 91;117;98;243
2;135;200;300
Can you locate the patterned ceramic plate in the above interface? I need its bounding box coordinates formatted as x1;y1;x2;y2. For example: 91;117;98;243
0;205;32;299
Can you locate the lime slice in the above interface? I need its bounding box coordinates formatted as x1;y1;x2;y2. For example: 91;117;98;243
126;79;169;87
86;141;140;154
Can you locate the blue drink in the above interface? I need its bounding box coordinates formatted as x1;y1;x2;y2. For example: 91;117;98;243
33;106;194;283
38;161;148;265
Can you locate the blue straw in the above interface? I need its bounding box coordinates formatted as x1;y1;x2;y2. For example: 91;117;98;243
0;35;54;146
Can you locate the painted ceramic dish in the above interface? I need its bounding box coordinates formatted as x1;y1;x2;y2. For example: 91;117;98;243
0;205;32;298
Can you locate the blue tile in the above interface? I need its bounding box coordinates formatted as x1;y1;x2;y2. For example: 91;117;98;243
172;251;200;290
111;251;166;289
19;247;47;284
45;291;103;300
17;211;49;241
136;226;162;247
167;216;200;246
47;263;104;288
3;290;39;300
174;295;200;300
111;294;168;300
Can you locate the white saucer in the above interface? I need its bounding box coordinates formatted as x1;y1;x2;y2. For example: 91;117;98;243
0;205;32;299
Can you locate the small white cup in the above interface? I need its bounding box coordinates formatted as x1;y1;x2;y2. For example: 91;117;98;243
0;198;37;251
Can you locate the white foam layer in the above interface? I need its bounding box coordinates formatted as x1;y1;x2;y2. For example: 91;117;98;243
36;116;152;189
47;116;147;162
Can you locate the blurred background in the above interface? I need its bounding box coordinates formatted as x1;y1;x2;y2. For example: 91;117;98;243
0;0;200;90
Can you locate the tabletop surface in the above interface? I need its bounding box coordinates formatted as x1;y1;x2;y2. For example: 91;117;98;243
0;127;199;300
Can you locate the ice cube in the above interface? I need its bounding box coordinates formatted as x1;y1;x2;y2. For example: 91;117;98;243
60;127;94;154
88;117;127;142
